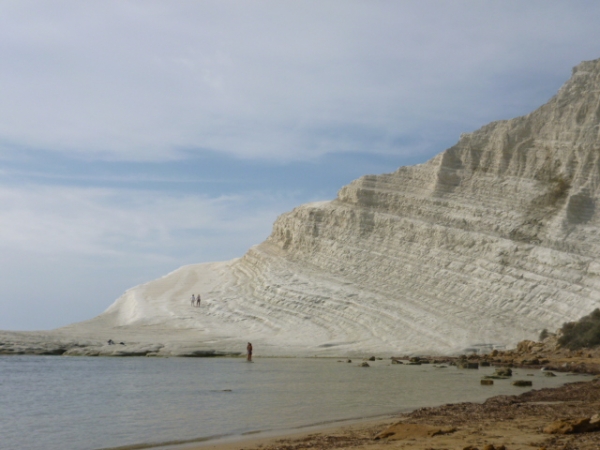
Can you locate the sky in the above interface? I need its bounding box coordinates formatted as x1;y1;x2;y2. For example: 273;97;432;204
2;1;600;330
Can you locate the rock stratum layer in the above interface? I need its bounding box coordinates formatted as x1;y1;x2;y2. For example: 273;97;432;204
4;58;600;357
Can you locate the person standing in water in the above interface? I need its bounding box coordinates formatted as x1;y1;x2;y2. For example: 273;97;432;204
246;342;253;362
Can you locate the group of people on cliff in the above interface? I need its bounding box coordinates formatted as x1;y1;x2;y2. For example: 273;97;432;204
190;294;201;307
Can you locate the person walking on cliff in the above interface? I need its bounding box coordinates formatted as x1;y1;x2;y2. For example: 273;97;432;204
190;294;196;307
246;342;253;362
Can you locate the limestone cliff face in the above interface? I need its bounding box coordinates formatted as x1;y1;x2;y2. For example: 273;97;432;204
75;58;600;356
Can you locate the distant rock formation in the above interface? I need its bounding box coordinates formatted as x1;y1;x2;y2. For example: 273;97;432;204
5;58;600;357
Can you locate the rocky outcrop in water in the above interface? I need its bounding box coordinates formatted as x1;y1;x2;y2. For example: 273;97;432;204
5;58;600;357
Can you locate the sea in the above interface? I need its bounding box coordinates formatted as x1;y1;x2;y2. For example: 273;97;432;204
0;355;591;450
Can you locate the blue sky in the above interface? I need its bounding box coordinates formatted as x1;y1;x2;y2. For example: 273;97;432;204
2;1;600;330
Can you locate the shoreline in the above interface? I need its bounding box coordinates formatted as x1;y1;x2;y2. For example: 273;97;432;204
176;341;600;450
93;356;600;450
179;376;600;450
154;415;398;450
184;416;397;450
96;414;399;450
8;339;600;449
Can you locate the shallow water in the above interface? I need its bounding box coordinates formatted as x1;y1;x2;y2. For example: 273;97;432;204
0;356;590;450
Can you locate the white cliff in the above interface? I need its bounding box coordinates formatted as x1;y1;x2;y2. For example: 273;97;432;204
3;58;600;357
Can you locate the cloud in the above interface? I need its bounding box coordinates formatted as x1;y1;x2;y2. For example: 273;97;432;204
0;184;287;261
1;1;599;162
